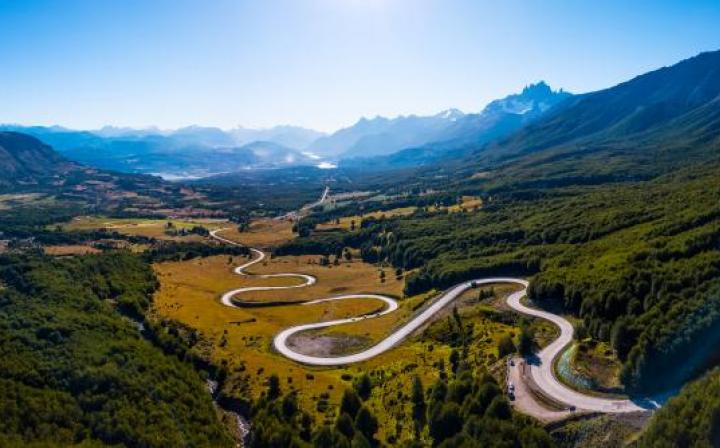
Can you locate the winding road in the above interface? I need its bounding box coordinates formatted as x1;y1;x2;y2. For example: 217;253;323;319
209;228;654;414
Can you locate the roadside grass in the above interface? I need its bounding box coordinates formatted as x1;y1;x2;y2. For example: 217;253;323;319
217;219;295;248
246;256;403;302
571;340;623;391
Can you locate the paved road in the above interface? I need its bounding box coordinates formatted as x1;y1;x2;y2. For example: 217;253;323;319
506;288;651;413
507;356;572;422
210;229;655;412
276;186;330;221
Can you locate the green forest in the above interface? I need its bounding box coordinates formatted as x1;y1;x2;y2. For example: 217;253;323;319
246;367;554;448
639;368;720;447
0;252;234;447
280;161;720;395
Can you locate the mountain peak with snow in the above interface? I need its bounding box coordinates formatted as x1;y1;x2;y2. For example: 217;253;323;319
484;81;570;115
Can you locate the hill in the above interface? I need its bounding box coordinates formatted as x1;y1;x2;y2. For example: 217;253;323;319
0;132;75;187
0;124;329;178
279;50;720;397
0;132;247;218
465;50;720;189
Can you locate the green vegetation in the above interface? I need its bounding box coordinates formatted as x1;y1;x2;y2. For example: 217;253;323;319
143;240;249;263
281;162;720;394
0;252;233;447
421;369;553;447
640;368;720;448
3;50;720;446
245;362;554;448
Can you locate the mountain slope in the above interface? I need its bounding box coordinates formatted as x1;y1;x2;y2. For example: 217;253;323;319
280;49;720;398
485;50;720;163
442;81;571;144
340;82;571;168
230;125;325;149
0;132;75;187
307;109;465;158
0;125;327;178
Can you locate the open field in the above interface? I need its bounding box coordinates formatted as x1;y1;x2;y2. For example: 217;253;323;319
315;196;482;231
444;195;483;212
0;192;50;210
59;216;228;240
152;254;423;435
215;219;295;248
316;206;417;230
152;253;529;443
43;244;102;256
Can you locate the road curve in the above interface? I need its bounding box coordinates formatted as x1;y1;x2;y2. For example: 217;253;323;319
506;289;650;413
210;228;652;412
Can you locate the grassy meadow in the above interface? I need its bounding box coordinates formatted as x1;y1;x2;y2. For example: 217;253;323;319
149;225;538;443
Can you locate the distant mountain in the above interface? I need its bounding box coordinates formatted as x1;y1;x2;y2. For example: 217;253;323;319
307;109;466;158
230;125;325;149
0;124;327;178
0;132;75;187
469;50;720;187
92;124;325;149
439;81;571;144
57;137;315;178
340;82;571;168
488;51;720;158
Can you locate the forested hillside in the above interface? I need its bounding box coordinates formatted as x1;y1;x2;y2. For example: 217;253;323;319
278;50;720;395
0;252;233;447
280;161;720;393
0;132;75;187
639;368;720;447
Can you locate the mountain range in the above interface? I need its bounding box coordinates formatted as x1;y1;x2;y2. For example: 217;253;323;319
339;81;571;168
306;108;466;158
4;50;719;187
458;49;720;189
1;82;571;178
0;124;328;178
0;132;74;188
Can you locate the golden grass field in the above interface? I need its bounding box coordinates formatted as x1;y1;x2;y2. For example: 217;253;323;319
444;195;483;212
151;253;436;432
216;218;295;248
316;196;482;231
0;193;56;210
151;233;532;442
315;206;417;231
43;245;102;256
60;216;228;241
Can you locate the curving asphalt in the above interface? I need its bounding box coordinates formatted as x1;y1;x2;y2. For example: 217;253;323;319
505;289;650;413
209;228;654;413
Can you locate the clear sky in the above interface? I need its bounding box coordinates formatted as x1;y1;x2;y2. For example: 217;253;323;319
1;0;719;133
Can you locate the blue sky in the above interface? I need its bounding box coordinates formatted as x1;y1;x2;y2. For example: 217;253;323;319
1;0;718;132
